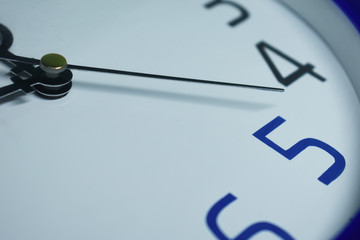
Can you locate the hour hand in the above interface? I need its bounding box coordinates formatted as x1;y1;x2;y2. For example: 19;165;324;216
0;52;36;98
0;75;36;99
0;52;73;99
0;79;30;98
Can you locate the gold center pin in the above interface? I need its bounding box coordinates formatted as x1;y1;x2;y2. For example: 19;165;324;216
40;53;68;78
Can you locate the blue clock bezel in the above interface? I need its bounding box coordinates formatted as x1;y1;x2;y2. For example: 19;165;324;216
332;1;360;238
335;210;360;239
334;0;360;33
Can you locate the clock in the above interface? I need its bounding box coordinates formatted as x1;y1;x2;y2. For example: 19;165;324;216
0;0;359;239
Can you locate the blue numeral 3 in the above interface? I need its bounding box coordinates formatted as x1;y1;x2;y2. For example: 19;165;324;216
253;116;345;185
206;193;294;240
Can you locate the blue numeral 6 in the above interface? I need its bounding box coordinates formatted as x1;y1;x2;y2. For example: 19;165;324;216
206;193;294;240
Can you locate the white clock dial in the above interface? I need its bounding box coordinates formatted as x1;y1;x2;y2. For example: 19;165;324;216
0;0;359;239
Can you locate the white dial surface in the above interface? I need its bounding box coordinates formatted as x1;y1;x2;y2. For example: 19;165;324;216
0;0;359;239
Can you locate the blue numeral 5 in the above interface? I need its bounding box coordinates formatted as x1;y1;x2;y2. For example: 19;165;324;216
253;116;345;185
206;193;294;240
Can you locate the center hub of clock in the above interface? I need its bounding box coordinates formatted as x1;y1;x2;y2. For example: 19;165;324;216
34;53;73;99
40;53;68;78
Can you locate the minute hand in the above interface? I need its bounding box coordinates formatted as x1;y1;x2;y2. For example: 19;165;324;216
0;53;284;92
68;64;284;92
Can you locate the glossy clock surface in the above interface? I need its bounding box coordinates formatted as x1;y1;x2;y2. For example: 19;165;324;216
0;0;359;239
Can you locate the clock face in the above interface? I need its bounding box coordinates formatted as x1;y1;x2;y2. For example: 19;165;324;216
0;0;359;239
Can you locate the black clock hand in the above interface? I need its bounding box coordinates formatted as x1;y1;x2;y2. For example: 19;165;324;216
0;52;73;99
68;64;284;92
0;54;284;93
0;51;45;98
0;51;39;65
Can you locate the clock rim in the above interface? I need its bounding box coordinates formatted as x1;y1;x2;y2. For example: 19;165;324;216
280;0;360;101
280;0;360;238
